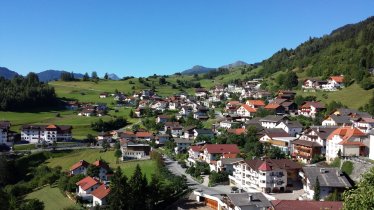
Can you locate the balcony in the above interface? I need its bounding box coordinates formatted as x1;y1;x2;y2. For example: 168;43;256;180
295;145;312;152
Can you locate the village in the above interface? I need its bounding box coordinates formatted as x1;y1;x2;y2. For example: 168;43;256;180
1;75;374;210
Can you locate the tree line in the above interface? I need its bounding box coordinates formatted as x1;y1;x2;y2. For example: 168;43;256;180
0;73;58;111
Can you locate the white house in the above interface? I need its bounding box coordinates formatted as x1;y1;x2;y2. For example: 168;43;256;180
275;121;303;137
298;101;325;118
21;124;72;144
259;115;287;129
70;160;90;176
300;167;351;200
93;160;110;181
260;129;297;153
326;126;368;162
174;138;193;154
236;104;257;118
229;159;301;193
121;143;150;160
76;176;100;200
92;184;110;207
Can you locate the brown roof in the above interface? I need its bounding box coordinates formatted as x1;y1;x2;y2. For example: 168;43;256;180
330;76;344;83
247;100;265;106
327;126;366;145
241;104;257;113
244;159;301;171
135;132;153;138
264;103;281;109
202;144;240;154
271;200;343;210
292;139;322;147
70;160;90;171
91;184;110;200
76;176;99;191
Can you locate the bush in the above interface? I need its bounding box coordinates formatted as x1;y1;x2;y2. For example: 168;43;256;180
341;161;354;175
209;171;229;186
330;157;341;168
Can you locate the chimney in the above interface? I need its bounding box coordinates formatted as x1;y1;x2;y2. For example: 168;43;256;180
248;195;253;201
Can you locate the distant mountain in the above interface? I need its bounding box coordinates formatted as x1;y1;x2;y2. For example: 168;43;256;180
37;70;84;82
180;65;216;75
220;60;248;69
0;67;18;79
108;73;120;80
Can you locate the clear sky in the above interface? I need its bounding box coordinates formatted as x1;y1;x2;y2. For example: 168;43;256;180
0;0;373;77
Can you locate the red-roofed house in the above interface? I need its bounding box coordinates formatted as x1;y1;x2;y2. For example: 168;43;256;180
201;144;240;163
229;159;301;193
135;132;153;141
76;176;100;196
322;75;345;91
246;100;265;109
188;145;202;159
70;160;90;176
237;104;257;118
92;184;110;207
298;101;325;118
326;126;368;162
264;103;286;115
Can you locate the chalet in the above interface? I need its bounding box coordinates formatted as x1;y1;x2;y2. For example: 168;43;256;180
216;158;243;174
246;100;265;109
92;184;110;207
200;144;240;164
322;75;344;91
78;108;96;117
121;143;150;160
298;101;325;118
155;134;170;145
260;129;297;153
92;160;110;181
0;121;15;147
193;128;214;140
21;124;72;144
76;176;100;199
253;91;272;99
259;115;287;129
135;131;153;141
353;117;374;133
99;92;108;98
188;145;202;160
275;120;303;137
195;88;208;97
229;159;302;193
277;90;296;100
271;200;343;210
156;115;169;123
326;126;368;162
225;101;241;112
236;104;257;118
322;115;352;126
294;126;337;162
183;126;196;139
300;167;351;200
302;79;328;90
70;160;90;176
174;138;193;154
280;101;298;114
179;106;193;116
264;103;286;115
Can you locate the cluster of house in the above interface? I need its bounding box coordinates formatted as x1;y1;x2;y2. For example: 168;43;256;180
302;75;345;91
69;160;111;207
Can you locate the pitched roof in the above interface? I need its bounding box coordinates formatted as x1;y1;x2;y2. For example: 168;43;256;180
264;128;291;138
302;167;351;188
247;100;265;106
91;184;110;200
194;129;214;135
227;193;272;209
327;126;366;145
264;103;281;109
259;115;287;123
280;120;302;128
70;160;90;171
203;144;240;154
93;160;110;170
292;139;322;147
244;159;301;171
241;104;257;113
258;162;272;171
227;128;246;135
76;176;99;191
190;145;202;152
271;200;343;210
135;132;153;138
301;101;325;109
330;75;344;83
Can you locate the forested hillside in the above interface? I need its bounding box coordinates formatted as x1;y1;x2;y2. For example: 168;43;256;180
260;16;374;89
0;73;58;111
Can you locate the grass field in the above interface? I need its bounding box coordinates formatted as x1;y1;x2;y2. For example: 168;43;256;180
297;83;374;109
46;149;157;180
26;185;78;210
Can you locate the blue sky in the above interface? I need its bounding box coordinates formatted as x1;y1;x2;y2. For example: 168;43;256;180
0;1;373;77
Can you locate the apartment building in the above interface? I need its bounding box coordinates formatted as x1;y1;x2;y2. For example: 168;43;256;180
21;124;72;143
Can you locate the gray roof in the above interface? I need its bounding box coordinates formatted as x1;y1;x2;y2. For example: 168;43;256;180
220;158;244;165
281;120;302;128
226;193;271;209
329;115;352;124
174;138;193;144
308;126;338;139
336;108;372;118
302;167;352;188
259;115;287;123
194;129;214;135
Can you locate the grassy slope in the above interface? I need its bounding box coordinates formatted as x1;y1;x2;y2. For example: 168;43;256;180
26;185;77;210
46;149;156;180
296;83;374;109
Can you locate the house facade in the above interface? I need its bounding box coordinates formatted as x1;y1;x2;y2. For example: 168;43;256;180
21;124;72;143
